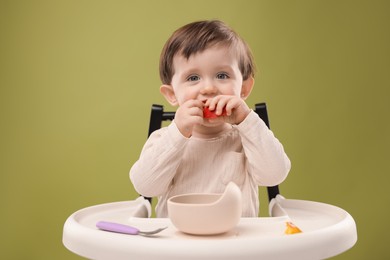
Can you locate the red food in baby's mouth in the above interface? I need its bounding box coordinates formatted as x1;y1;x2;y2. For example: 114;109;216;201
203;107;227;119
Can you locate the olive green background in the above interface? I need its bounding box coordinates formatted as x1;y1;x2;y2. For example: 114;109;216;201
1;0;389;259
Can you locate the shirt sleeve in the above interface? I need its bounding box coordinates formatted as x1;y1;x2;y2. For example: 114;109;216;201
235;110;291;186
130;121;188;197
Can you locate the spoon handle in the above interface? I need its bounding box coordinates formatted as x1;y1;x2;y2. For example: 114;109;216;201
96;221;140;235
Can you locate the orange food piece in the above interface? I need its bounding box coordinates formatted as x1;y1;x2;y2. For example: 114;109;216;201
285;221;302;235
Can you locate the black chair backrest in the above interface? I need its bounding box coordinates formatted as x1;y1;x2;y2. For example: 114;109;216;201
147;103;280;202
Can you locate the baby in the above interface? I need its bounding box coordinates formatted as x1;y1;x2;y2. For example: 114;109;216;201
130;20;291;217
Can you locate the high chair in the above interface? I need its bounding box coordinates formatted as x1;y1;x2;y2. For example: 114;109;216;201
62;103;357;260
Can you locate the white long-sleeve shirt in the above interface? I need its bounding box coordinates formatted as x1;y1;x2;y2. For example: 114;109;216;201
130;110;290;217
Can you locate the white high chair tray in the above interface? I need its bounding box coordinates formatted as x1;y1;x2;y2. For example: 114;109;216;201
63;198;357;260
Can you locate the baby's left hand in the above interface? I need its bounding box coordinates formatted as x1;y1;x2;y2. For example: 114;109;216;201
204;95;251;125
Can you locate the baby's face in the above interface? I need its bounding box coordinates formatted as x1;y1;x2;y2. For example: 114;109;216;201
170;45;244;105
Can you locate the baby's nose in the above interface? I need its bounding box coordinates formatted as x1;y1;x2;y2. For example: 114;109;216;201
200;85;217;95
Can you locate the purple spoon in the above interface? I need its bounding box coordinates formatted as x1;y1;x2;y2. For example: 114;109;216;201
96;221;167;236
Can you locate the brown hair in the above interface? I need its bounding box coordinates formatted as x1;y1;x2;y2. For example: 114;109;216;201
159;20;255;85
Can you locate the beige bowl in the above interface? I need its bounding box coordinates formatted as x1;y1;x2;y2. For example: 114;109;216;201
167;182;242;235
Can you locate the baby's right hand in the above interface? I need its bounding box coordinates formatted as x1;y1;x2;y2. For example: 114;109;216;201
174;100;204;138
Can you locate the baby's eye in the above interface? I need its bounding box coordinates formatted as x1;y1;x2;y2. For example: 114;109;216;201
216;73;229;79
187;75;200;82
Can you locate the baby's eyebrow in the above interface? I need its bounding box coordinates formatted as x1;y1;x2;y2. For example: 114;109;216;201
181;68;201;76
215;64;235;70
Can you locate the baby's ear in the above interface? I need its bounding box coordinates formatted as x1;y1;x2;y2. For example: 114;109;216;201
240;76;254;100
160;85;178;106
